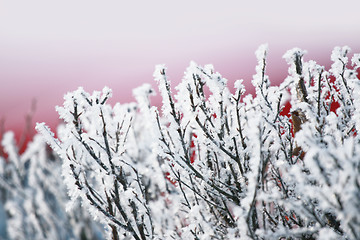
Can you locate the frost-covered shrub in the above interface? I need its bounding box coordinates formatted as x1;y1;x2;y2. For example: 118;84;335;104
0;131;103;240
37;87;175;240
37;45;360;240
278;47;360;240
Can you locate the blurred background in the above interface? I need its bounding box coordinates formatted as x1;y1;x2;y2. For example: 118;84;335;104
0;0;359;141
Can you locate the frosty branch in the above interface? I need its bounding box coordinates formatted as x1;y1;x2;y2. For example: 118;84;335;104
33;45;360;240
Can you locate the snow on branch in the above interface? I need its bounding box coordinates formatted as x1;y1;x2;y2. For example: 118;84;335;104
30;46;360;240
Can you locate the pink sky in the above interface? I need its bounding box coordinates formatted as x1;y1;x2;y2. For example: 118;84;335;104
0;0;360;136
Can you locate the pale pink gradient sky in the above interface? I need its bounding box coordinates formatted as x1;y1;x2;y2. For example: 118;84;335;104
0;0;359;134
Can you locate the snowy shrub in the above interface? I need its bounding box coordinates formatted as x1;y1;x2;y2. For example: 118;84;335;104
37;45;360;240
36;87;173;240
0;131;103;240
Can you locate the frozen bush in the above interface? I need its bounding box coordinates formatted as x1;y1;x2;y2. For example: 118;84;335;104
37;45;360;239
0;131;103;240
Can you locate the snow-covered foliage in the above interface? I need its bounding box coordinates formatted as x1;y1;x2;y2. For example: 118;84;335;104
0;132;103;240
35;45;360;240
36;87;170;240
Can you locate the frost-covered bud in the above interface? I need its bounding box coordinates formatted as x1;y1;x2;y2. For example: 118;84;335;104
133;83;155;113
283;48;307;71
351;53;360;69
